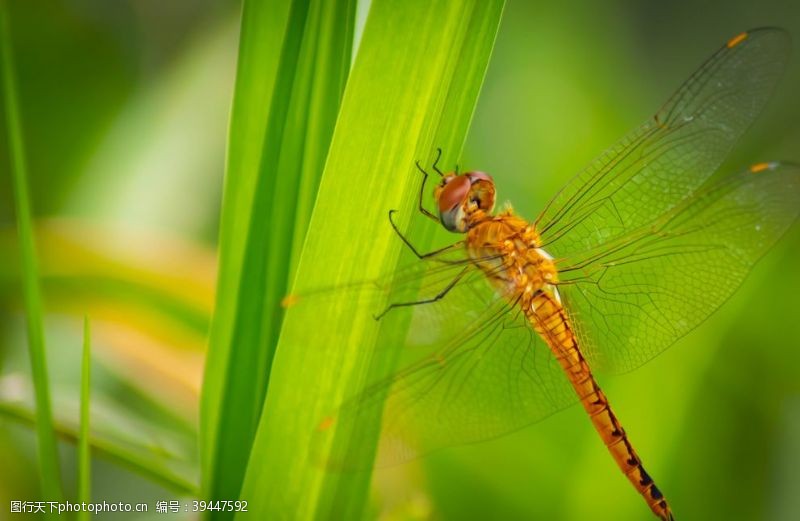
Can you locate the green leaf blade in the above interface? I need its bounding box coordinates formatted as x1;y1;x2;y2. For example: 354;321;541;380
201;0;355;512
237;0;505;519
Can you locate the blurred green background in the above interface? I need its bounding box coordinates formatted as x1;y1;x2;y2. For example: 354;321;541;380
1;0;799;520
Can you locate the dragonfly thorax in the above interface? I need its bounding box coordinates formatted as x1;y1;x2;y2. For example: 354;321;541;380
465;209;559;300
434;171;496;232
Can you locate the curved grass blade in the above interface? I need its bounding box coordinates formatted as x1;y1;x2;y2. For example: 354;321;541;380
0;399;197;495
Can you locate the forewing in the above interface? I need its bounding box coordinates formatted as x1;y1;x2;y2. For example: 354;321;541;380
536;28;790;259
557;163;800;373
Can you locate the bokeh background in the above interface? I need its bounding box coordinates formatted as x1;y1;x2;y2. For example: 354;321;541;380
1;0;799;519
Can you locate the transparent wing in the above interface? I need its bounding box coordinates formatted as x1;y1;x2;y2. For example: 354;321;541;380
286;244;494;322
556;162;800;373
536;28;790;259
311;263;575;469
303;28;794;469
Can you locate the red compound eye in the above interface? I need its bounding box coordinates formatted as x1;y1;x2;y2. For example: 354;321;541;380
437;175;471;214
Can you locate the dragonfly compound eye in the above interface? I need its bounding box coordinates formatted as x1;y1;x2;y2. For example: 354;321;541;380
435;172;496;233
436;175;471;232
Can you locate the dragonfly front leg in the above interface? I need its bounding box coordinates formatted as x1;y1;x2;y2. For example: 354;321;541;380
388;209;463;259
415;150;442;223
373;265;470;320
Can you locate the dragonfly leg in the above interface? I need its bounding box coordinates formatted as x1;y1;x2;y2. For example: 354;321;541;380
373;266;469;320
415;150;442;223
431;147;444;176
388;210;462;259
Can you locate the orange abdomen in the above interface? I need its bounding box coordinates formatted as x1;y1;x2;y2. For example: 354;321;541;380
528;290;674;521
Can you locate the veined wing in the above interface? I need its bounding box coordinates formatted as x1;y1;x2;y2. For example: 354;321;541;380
536;28;790;259
311;262;575;469
286;244;493;319
556;162;800;373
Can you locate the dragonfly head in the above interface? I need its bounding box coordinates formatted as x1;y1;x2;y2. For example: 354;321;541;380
434;171;496;232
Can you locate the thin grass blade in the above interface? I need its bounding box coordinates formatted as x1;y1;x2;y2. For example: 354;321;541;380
0;399;197;494
0;0;63;502
77;316;91;521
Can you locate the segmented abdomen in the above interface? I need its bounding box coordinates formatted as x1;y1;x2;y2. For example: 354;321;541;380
527;290;675;521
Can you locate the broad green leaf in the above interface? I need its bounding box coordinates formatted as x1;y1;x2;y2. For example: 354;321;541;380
201;0;356;511
237;0;505;519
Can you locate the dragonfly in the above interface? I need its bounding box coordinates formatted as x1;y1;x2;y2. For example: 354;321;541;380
294;28;799;520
